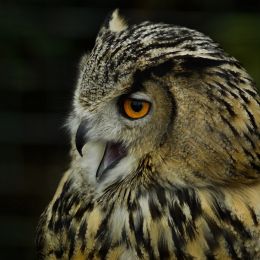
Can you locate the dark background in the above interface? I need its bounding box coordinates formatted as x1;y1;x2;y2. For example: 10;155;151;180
0;0;260;259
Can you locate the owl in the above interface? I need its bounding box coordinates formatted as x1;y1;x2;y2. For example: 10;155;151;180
36;10;260;259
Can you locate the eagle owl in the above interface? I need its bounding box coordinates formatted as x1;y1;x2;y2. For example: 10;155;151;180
36;10;260;259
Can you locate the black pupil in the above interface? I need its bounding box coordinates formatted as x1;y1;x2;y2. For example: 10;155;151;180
130;100;143;112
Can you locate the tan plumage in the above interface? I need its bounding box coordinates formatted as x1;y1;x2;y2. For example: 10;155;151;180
36;10;260;259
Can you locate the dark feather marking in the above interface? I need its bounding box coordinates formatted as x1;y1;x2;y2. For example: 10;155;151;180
129;210;144;258
204;216;222;252
54;249;64;258
148;196;162;220
220;115;239;136
167;217;192;260
68;227;76;259
219;98;236;117
248;206;258;226
214;71;236;87
193;171;207;180
245;89;257;98
99;239;112;260
129;199;157;259
181;56;227;70
94;204;115;259
169;202;186;236
176;188;202;220
88;250;95;260
60;194;72;215
52;179;72;213
134;210;145;244
108;38;140;60
174;247;193;260
243;133;256;149
158;236;170;259
78;221;87;252
212;198;251;239
161;82;177;146
112;26;183;67
208;93;236;117
121;187;129;202
239;92;250;104
155;186;167;207
243;104;257;130
95;205;114;241
74;201;94;221
36;215;47;255
150;60;175;77
148;51;180;62
184;44;197;51
229;70;241;79
174;71;194;78
247;124;256;135
53;217;63;234
135;37;192;56
51;179;73;217
209;81;237;99
219;132;233;147
64;194;80;213
185;221;197;240
223;232;239;260
242;147;255;160
52;198;60;214
127;197;137;211
143;231;157;260
95;34;116;68
250;162;260;172
121;227;131;249
239;246;251;260
205;252;216;260
227;90;239;99
143;233;157;260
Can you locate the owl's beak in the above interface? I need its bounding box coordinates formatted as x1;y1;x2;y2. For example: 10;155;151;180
75;120;89;157
75;121;127;182
96;142;127;182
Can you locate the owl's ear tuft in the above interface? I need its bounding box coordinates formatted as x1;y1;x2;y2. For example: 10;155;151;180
106;9;128;33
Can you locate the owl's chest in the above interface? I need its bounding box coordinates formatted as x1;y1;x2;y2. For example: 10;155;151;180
45;186;258;259
67;194;199;259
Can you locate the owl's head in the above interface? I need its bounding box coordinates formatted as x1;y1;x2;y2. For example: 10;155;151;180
70;10;260;189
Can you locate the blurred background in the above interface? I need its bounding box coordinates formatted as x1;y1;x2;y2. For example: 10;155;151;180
0;0;260;259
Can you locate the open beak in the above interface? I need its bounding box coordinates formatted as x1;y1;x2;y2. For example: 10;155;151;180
96;142;127;181
75;121;127;181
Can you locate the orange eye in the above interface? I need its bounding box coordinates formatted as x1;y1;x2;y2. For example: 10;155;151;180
122;98;151;119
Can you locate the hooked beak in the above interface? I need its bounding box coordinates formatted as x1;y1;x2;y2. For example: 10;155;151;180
75;120;89;157
96;142;127;181
75;121;127;181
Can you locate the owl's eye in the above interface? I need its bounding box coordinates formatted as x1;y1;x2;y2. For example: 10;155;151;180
122;98;151;119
